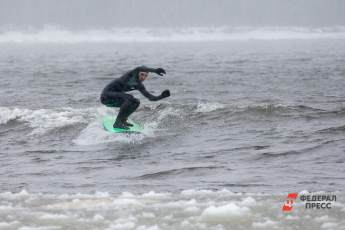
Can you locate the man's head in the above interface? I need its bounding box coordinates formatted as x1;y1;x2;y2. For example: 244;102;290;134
138;71;148;81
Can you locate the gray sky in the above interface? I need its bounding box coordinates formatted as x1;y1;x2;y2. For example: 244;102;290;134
1;0;344;29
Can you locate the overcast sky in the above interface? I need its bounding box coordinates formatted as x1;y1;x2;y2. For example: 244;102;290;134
1;0;344;29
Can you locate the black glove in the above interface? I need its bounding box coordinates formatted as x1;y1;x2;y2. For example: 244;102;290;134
161;89;170;98
155;68;166;76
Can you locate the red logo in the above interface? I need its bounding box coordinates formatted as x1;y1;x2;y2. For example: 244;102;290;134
282;193;298;212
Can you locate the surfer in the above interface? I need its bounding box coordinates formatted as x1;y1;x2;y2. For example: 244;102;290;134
100;66;170;129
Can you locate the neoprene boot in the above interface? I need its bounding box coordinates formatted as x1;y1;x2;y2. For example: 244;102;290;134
122;114;134;127
113;110;129;129
124;121;133;127
113;119;129;129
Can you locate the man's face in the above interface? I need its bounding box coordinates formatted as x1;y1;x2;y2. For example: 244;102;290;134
139;72;148;81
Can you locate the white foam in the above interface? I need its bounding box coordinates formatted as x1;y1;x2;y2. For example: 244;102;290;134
73;119;146;145
73;106;180;145
142;106;181;132
1;26;345;43
135;225;160;230
252;219;277;228
1;190;344;230
0;221;19;228
142;212;156;218
0;189;29;199
181;188;235;197
72;103;184;145
112;198;142;206
22;109;85;135
140;191;170;199
118;192;135;198
183;206;200;215
321;222;338;229
0;107;26;124
196;102;225;113
200;203;250;222
106;219;136;230
56;191;109;200
285;215;299;220
240;197;257;206
315;215;331;222
74;104;181;145
18;227;62;230
39;214;69;220
92;214;104;222
166;199;197;208
0;106;92;135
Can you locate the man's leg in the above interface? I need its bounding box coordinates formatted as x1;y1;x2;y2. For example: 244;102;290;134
122;98;140;125
101;92;129;129
113;95;140;129
100;92;124;107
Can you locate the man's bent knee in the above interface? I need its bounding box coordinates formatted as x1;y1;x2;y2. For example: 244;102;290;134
133;98;140;106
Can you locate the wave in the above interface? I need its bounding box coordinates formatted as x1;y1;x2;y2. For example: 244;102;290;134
0;103;341;127
135;165;220;179
196;102;225;113
1;26;345;43
73;105;182;145
317;125;345;134
0;105;182;144
1;103;343;144
72;119;146;145
145;102;339;119
0;106;94;135
258;143;322;159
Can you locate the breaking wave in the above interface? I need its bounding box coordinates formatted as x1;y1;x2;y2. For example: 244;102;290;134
1;103;344;145
0;106;93;135
1;26;345;43
1;103;342;130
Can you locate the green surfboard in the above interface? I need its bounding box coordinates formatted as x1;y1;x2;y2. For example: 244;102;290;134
102;115;144;133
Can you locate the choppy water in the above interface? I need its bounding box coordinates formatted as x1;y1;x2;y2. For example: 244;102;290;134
0;30;345;229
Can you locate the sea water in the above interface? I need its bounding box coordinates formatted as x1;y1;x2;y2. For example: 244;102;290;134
0;27;345;229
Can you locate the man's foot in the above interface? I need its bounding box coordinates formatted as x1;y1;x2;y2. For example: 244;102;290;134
113;122;129;130
125;121;133;127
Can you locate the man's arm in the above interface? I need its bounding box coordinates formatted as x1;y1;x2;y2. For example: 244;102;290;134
135;66;157;73
134;66;166;76
138;84;164;101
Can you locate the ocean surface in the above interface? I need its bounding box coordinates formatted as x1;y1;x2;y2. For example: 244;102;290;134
0;27;345;229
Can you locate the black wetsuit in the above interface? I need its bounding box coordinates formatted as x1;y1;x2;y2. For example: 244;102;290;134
100;66;168;127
